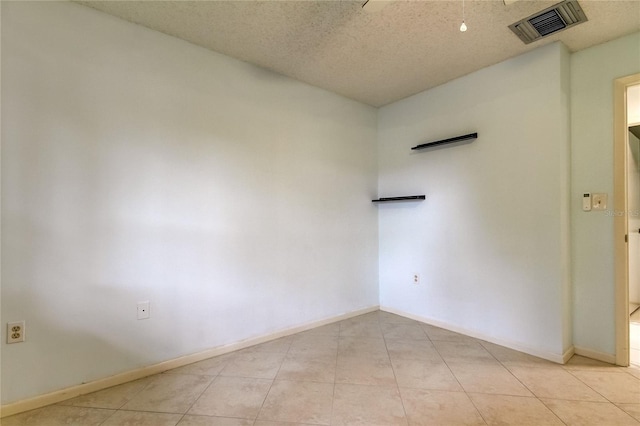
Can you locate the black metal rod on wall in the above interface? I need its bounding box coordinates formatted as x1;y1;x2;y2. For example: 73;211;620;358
411;132;478;150
372;195;426;203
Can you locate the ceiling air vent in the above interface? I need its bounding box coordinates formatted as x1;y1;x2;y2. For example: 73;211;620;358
509;0;588;44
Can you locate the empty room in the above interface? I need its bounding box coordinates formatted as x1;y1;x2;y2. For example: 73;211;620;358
2;0;640;425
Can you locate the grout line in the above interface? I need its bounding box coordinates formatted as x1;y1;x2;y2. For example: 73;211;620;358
380;318;410;426
179;374;218;421
473;346;573;417
563;367;629;406
118;376;157;410
329;344;339;426
464;393;490;426
97;407;119;426
251;341;289;423
536;397;573;425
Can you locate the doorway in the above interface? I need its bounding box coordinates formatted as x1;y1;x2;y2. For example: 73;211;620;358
614;73;640;367
628;85;640;366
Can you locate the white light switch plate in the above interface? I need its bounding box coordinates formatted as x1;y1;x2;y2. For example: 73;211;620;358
592;193;607;210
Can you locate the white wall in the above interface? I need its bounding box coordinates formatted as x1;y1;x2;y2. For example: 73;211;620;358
1;2;378;404
377;43;572;360
571;32;640;356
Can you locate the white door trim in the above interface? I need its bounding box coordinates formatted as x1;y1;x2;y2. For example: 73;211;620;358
614;73;640;366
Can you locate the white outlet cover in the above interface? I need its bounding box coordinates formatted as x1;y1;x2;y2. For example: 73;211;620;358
137;301;150;320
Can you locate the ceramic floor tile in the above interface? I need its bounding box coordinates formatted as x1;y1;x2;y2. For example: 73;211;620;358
187;376;271;419
167;355;232;376
295;322;340;337
570;369;640;403
448;362;533;396
220;352;286;379
121;374;213;414
617;403;640;422
337;319;378;332
257;380;333;425
1;405;115;426
336;355;396;386
276;352;336;383
337;336;389;359
541;398;639;425
253;421;310;426
381;322;429;340
58;377;154;409
422;324;479;343
432;341;497;364
628;366;640;379
480;341;556;369
399;388;485;426
391;357;462;391
101;410;183;425
238;337;293;354
288;334;338;356
378;311;420;324
332;383;408;426
385;338;442;361
339;320;383;338
508;366;606;401
178;415;254;425
563;355;623;372
469;393;564;425
349;312;382;323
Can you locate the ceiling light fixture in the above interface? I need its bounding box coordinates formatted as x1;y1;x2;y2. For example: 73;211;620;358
460;0;467;32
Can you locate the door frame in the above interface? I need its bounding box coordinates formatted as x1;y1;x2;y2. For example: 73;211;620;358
614;73;640;366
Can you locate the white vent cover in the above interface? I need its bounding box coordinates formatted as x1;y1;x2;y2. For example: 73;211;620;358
509;0;588;44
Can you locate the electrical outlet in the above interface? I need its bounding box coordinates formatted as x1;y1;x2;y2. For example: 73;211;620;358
7;321;25;344
413;273;420;285
137;301;150;320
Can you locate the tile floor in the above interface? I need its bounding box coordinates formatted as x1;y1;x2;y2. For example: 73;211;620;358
4;310;640;425
631;307;640;366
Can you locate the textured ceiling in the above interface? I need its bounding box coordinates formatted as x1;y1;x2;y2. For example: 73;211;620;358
76;0;640;107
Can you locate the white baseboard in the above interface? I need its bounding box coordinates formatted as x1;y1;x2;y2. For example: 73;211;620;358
380;306;568;364
573;346;617;364
1;305;379;418
562;345;576;364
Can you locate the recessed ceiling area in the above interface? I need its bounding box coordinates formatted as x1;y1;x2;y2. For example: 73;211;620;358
76;1;640;107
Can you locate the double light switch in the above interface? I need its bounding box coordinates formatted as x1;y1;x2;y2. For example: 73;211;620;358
582;193;607;211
